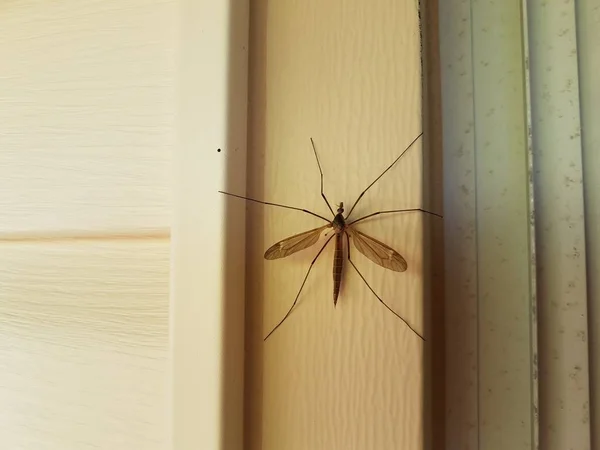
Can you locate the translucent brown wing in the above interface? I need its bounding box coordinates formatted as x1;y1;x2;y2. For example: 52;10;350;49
264;224;331;260
347;227;407;272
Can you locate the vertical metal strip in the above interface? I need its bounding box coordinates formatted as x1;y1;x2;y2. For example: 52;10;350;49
575;1;600;448
527;0;591;448
470;0;536;447
520;1;540;448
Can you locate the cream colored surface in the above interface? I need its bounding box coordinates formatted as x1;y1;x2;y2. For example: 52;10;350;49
0;241;169;448
0;0;173;236
0;0;173;448
244;1;429;449
172;0;248;449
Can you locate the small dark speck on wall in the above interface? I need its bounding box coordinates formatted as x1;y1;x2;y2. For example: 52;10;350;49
217;148;221;152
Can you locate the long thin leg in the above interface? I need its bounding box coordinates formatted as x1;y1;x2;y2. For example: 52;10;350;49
310;137;335;216
219;191;330;223
264;233;335;341
345;232;425;341
348;207;443;226
345;132;423;220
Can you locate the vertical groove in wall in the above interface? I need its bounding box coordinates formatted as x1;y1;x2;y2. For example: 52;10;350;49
422;0;445;448
439;0;478;447
244;1;268;449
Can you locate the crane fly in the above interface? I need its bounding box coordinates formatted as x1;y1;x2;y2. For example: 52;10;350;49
219;132;442;341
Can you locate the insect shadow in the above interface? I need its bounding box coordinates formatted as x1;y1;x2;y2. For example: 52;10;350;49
219;133;442;341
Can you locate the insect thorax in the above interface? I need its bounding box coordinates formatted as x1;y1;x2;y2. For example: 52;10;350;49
332;212;346;232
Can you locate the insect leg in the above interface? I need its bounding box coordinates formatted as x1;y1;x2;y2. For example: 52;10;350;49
219;191;331;222
310;138;335;216
264;233;335;341
345;132;423;220
345;231;425;342
347;208;443;226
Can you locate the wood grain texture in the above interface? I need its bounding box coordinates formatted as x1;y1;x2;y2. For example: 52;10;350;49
0;240;169;449
245;1;428;449
0;1;174;448
0;0;174;235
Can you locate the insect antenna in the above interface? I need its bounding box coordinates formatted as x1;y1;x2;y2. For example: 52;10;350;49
344;232;425;341
345;132;423;221
309;138;335;216
218;191;330;223
264;233;336;341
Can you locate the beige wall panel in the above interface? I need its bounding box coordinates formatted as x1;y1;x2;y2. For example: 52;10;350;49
0;0;177;448
0;0;174;235
0;240;169;449
244;1;430;449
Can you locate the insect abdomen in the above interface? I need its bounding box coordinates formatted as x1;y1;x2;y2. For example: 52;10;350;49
333;233;343;305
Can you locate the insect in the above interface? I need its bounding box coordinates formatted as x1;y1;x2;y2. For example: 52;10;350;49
219;133;442;341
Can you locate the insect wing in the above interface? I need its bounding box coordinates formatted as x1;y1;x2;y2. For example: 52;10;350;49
348;227;407;272
264;225;331;260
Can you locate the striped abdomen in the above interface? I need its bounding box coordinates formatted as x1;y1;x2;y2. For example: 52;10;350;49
332;232;344;305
